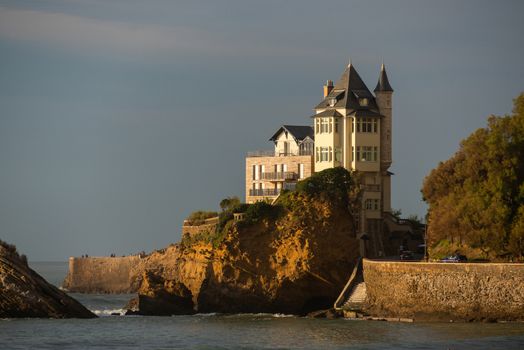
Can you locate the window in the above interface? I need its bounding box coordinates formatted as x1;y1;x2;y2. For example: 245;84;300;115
356;146;378;162
362;146;372;161
335;147;342;162
329;118;333;133
315;119;320;133
319;118;330;133
253;165;259;180
335;119;339;133
365;199;380;211
356;118;378;133
316;147;319;162
328;146;332;161
299;164;304;179
319;147;329;162
359;98;368;106
352;146;354;161
329;98;336;107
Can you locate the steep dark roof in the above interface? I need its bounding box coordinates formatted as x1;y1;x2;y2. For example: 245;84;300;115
374;64;394;92
314;63;380;115
269;125;314;142
310;109;343;118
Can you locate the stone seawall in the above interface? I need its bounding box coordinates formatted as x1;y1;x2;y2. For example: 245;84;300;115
62;256;142;293
363;259;524;321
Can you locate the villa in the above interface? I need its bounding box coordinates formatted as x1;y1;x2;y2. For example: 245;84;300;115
245;61;421;256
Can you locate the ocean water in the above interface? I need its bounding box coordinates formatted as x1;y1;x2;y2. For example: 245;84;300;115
1;262;523;350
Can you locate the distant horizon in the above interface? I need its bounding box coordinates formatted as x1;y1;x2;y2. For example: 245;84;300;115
1;0;523;260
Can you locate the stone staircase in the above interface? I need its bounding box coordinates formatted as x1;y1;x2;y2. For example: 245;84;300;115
342;281;367;310
334;257;368;314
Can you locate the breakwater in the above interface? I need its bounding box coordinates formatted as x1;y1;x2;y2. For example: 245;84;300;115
363;259;524;321
62;256;142;293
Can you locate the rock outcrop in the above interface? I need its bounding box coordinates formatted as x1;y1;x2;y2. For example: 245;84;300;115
129;190;360;315
0;241;96;318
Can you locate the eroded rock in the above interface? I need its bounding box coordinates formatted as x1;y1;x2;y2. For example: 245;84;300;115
0;241;96;318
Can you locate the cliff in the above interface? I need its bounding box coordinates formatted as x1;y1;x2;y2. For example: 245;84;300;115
363;259;524;322
129;188;360;315
62;256;142;293
0;241;96;318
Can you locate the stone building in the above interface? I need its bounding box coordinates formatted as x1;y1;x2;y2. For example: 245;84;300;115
245;61;399;256
312;62;394;255
245;125;314;204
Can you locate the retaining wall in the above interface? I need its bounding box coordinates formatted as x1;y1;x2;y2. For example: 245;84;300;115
62;256;142;293
363;259;524;321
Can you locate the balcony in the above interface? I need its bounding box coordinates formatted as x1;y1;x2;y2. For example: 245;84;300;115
260;171;298;181
364;184;381;192
247;149;314;157
249;183;298;197
249;188;281;197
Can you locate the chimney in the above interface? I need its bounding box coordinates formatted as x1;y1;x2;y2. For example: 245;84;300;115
323;80;333;98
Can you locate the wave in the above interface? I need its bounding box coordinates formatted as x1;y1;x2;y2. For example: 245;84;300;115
91;308;126;316
193;312;296;318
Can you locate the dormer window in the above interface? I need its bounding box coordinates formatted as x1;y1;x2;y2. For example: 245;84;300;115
328;98;337;107
359;98;368;106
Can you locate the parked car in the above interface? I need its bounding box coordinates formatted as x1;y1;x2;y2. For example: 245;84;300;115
400;251;414;261
440;254;467;263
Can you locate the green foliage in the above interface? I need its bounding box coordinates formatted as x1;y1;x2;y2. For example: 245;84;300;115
406;214;425;226
240;201;283;226
277;167;362;233
391;208;402;219
185;210;218;225
219;196;241;212
295;167;357;208
422;93;524;261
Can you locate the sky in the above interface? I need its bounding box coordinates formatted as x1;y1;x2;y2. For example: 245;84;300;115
1;0;523;261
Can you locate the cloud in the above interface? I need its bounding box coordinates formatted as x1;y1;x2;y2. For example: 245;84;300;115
0;6;221;56
0;6;320;58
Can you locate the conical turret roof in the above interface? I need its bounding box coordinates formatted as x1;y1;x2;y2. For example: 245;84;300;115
314;63;379;113
374;63;393;92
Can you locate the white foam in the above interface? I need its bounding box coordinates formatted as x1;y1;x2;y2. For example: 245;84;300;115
91;308;125;316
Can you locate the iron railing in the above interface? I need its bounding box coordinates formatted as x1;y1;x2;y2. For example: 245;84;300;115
260;171;298;181
249;183;298;197
247;150;314;157
249;188;281;197
364;184;381;192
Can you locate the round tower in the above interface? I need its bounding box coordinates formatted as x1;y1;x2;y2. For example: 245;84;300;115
374;63;393;171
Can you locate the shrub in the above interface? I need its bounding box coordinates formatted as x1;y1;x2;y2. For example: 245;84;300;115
185;211;218;225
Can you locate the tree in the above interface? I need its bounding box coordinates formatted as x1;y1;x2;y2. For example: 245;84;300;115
422;93;524;261
219;196;241;212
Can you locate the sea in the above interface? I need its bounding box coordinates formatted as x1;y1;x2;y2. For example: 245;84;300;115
1;262;523;350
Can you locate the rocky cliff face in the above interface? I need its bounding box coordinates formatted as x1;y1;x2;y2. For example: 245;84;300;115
130;193;360;315
0;241;96;318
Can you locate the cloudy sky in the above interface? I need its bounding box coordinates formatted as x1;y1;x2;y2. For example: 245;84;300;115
1;0;523;260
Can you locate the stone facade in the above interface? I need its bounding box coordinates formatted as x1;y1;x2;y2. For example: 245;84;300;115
245;155;313;203
363;259;524;321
